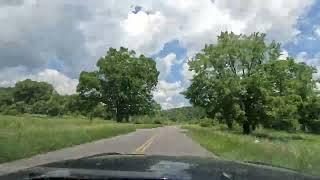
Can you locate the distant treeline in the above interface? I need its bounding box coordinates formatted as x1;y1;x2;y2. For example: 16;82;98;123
0;80;110;118
158;107;206;121
0;79;205;121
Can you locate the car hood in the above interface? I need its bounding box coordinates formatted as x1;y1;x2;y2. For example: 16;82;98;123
1;154;319;180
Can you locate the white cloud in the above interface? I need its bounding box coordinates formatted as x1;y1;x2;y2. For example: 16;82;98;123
80;0;314;57
0;1;91;76
156;53;178;79
296;51;309;62
29;69;78;95
120;11;168;54
0;67;78;95
153;80;188;109
181;60;194;83
279;50;289;60
315;26;320;38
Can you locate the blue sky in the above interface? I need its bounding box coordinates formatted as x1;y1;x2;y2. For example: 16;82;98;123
0;0;319;109
285;0;320;59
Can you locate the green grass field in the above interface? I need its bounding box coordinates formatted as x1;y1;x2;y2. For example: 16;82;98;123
183;125;320;176
0;115;159;163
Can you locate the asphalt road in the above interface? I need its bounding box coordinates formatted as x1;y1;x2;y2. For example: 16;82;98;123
0;126;214;175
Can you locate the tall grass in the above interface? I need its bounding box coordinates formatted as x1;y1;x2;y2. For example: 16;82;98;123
183;125;320;176
0;115;159;163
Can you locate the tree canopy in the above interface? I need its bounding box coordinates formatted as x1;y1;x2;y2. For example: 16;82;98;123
13;79;55;104
77;47;159;122
184;32;319;134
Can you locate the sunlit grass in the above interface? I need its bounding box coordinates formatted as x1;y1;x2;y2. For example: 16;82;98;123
0;115;159;163
183;125;320;176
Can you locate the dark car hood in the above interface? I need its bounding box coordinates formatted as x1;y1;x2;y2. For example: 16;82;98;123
1;154;319;180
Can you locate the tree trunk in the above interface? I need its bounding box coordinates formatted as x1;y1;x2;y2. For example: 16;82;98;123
243;121;251;135
115;113;123;122
226;120;233;130
251;124;256;131
89;112;93;123
124;114;129;122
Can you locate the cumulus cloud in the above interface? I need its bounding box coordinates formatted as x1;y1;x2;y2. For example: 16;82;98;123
80;0;314;56
279;50;289;60
153;80;188;109
29;69;78;95
156;53;178;79
181;61;194;83
315;26;320;38
0;0;91;75
0;67;78;95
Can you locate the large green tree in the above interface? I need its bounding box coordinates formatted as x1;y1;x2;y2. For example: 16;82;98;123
184;32;319;134
13;79;55;105
184;32;276;134
77;47;159;122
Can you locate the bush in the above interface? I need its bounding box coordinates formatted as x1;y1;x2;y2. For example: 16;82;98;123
153;119;162;124
47;101;63;116
307;120;320;134
3;107;19;116
131;115;152;124
199;118;214;127
270;118;300;132
130;115;165;125
31;100;49;114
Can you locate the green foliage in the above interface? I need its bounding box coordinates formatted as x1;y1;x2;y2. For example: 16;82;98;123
31;100;49;114
0;82;67;117
77;47;159;122
265;95;301;131
184;31;320;134
199;118;215;127
77;71;101;119
3;105;20;116
158;106;206;122
91;103;112;120
299;96;320;133
130;115;161;124
13;79;54;104
0;87;14;109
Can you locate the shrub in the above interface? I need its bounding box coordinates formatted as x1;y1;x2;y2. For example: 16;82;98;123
3;107;19;116
47;101;63;116
153;119;162;124
271;118;300;132
308;120;320;134
31;100;49;114
199;118;214;127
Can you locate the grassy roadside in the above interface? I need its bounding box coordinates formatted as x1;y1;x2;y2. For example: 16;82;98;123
183;125;320;176
0;115;159;163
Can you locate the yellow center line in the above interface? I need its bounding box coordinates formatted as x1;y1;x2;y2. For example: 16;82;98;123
133;133;157;154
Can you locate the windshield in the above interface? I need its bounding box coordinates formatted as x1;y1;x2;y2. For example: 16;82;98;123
0;1;319;179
